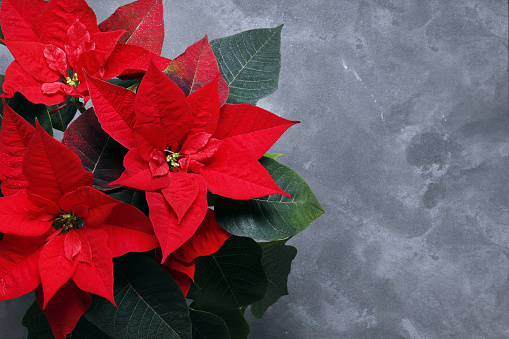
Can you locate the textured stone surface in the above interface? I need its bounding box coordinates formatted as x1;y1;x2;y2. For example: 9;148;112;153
0;0;508;338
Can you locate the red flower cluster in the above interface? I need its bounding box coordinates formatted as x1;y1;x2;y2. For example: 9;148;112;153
87;49;298;262
0;0;168;105
0;0;298;337
0;105;158;338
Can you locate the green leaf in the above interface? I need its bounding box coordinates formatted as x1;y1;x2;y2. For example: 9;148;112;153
250;239;297;318
22;301;53;339
22;300;112;339
107;188;149;216
39;107;53;137
263;152;282;160
0;75;52;135
48;97;78;131
71;317;113;339
85;253;192;339
210;25;282;105
215;158;324;240
191;237;268;313
4;92;53;136
189;309;230;339
206;191;216;207
107;78;141;89
214;310;249;339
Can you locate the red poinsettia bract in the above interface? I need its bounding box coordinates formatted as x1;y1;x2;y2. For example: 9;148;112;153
86;50;298;262
0;0;168;105
160;209;231;295
0;109;158;338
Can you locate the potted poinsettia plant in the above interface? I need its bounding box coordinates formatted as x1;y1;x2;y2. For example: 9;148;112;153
0;0;324;338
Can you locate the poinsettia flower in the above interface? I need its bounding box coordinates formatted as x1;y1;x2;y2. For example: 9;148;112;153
0;0;169;105
86;56;298;261
159;209;231;295
0;121;158;339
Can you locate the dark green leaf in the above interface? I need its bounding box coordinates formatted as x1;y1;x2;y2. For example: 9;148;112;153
191;237;268;313
107;188;149;216
85;253;192;339
210;25;282;105
214;310;249;339
62;108;127;191
189;309;230;339
22;300;113;339
206;191;216;206
22;301;54;339
71;317;113;339
107;78;140;89
5;92;53;136
48;97;78;131
251;239;297;318
215;158;324;240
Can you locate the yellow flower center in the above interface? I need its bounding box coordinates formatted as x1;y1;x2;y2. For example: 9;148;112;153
53;212;84;232
65;73;79;88
165;151;180;168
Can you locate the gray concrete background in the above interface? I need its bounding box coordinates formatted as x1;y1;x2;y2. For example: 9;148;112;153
1;0;508;338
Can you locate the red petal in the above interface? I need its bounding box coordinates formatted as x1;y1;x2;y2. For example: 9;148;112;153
102;43;170;80
161;209;230;296
148;149;169;177
165;36;229;105
64;230;82;261
76;49;106;81
215;104;299;159
180;132;212;155
98;0;164;55
73;228;115;306
41;82;72;95
99;200;158;257
187;76;221;135
0;101;34;196
0;0;46;42
168;209;231;263
39;235;79;308
134;59;193;147
65;19;94;69
165;267;191;296
0;192;52;236
36;0;99;49
59;186;117;227
199;143;290;199
0;234;43;300
133;121;168;155
23;124;93;202
112;148;170;191
91;30;125;60
3;41;60;82
44;44;67;76
26;193;61;219
1;62;66;105
161;173;203;223
146;181;207;262
35;281;91;339
84;73;136;149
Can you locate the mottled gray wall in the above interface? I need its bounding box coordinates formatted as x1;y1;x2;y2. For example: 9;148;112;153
1;0;508;338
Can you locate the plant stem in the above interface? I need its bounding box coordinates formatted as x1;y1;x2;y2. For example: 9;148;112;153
48;102;71;115
70;96;86;113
